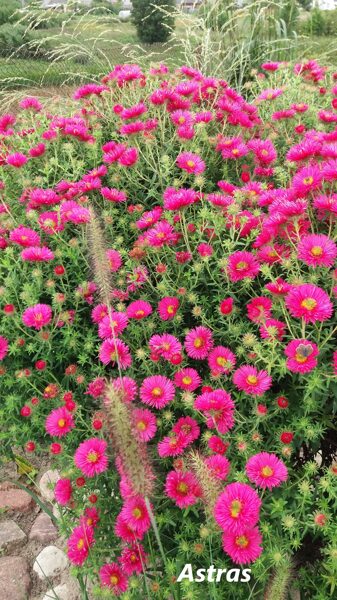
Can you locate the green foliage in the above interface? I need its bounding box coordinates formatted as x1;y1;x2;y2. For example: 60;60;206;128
0;0;20;27
297;0;312;10
303;7;326;36
0;24;30;58
132;0;175;44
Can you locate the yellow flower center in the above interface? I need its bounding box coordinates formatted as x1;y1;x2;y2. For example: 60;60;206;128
167;305;175;314
77;538;84;550
132;507;142;519
247;375;258;385
216;356;228;367
235;535;249;548
35;313;43;321
236;261;248;270
110;575;119;585
301;297;317;310
261;149;269;156
295;352;308;363
182;376;192;385
58;419;66;428
137;420;146;431
178;116;185;124
194;337;203;348
311;246;323;256
232;148;239;155
152;387;162;397
303;176;314;185
230;500;242;518
87;450;99;463
186;160;195;168
135;310;145;317
177;482;188;494
261;466;274;477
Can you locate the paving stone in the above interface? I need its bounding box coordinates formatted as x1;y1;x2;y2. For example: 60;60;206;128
39;470;60;502
33;545;68;580
30;512;58;543
0;556;31;600
0;520;26;552
0;482;34;512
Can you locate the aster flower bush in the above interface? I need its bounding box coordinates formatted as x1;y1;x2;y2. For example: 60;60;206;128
1;59;337;599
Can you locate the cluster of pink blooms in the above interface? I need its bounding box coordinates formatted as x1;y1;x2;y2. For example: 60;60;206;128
2;57;337;594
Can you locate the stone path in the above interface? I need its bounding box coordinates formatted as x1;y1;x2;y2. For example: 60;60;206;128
0;472;82;600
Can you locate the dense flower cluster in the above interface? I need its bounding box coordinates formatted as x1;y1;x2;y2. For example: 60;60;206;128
1;60;337;599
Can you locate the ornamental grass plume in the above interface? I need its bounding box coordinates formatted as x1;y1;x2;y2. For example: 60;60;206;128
86;204;112;307
103;381;155;498
188;450;223;520
263;561;294;600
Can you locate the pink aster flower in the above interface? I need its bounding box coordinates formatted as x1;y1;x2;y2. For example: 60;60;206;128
163;186;199;211
98;312;128;338
158;296;179;320
131;408;157;442
184;326;214;359
54;478;73;505
284;338;319;373
258;88;283;101
172;416;200;444
121;495;151;536
149;333;182;361
85;377;106;398
112;376;137;403
19;96;42;111
233;366;272;396
114;512;143;543
0;336;8;360
246;297;273;323
91;304;109;323
259;318;286;341
207;346;236;376
222;526;263;564
265;277;293;296
126;299;152;319
176;151;206;174
119;543;147;576
205;454;230;481
227;251;260;282
194;389;235;434
101;187;127;202
214;482;261;534
246;452;288;489
67;524;95;566
297;234;337;268
292;165;322;197
45;406;75;438
285;284;333;323
99;562;128;595
106;249;123;272
99;338;132;369
208;435;229;455
174;367;201;391
139;375;175;409
146;220;176;247
21;246;54;262
74;438;108;477
6;152;28;168
165;470;201;508
157;434;189;458
22;303;52;329
10;226;41;247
